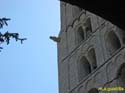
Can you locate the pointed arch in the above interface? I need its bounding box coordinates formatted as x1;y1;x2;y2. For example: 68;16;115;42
88;48;97;70
84;18;92;37
105;31;121;54
76;26;85;44
78;56;91;81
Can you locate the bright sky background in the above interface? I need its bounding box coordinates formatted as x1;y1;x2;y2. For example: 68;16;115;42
0;0;60;93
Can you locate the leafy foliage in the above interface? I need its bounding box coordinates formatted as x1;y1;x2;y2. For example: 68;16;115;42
0;18;27;52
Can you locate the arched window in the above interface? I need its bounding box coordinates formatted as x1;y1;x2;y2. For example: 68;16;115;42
76;26;85;44
105;31;121;55
88;48;97;70
78;56;91;81
88;88;99;93
84;18;92;38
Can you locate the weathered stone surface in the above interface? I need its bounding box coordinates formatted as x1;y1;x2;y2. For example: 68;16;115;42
58;2;125;93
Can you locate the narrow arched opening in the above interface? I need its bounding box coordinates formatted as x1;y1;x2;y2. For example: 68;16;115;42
88;48;97;70
84;18;92;37
105;31;121;55
77;26;85;44
78;56;91;81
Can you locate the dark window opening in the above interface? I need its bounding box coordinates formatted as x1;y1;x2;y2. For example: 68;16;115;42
106;31;121;55
88;48;97;70
77;26;84;44
78;56;91;81
84;18;92;38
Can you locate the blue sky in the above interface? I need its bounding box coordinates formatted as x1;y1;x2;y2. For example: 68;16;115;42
0;0;60;93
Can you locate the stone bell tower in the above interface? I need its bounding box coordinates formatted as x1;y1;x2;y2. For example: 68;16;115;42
57;1;125;93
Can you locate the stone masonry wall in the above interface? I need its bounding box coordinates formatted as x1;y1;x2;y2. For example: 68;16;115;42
58;2;125;93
